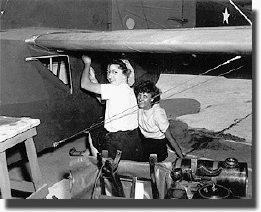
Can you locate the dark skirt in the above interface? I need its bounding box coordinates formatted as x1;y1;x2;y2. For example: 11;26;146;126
141;136;168;162
90;126;144;162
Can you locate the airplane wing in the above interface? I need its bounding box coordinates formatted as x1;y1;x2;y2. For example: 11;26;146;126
25;26;251;54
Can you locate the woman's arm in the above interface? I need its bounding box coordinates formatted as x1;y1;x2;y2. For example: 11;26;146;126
81;55;101;94
89;66;103;103
165;127;184;158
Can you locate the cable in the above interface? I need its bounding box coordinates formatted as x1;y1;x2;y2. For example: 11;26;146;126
53;56;245;147
156;56;242;100
229;0;252;25
164;65;244;99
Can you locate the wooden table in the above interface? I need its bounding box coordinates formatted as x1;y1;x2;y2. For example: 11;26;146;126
0;116;48;199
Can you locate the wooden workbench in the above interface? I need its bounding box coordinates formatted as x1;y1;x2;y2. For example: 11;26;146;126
0;116;48;199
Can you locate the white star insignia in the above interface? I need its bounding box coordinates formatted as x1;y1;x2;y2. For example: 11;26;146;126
223;7;230;24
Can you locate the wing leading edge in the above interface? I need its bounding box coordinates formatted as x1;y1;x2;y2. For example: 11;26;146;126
25;26;251;54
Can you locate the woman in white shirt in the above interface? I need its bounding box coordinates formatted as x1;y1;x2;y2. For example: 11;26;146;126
134;80;184;162
80;55;143;161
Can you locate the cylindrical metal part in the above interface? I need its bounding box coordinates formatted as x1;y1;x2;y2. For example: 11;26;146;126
173;158;248;197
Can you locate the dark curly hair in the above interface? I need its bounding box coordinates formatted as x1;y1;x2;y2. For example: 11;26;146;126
134;80;161;105
107;59;131;78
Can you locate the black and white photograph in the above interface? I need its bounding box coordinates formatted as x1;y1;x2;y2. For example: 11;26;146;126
0;0;255;209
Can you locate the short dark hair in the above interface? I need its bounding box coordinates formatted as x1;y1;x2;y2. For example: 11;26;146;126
134;80;161;104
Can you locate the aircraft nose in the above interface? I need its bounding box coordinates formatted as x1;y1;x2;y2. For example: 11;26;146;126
25;35;40;45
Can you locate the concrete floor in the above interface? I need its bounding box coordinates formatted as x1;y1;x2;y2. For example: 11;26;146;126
5;74;252;199
7;135;87;199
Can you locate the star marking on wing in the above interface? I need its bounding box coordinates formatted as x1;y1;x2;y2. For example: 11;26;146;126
223;7;230;24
